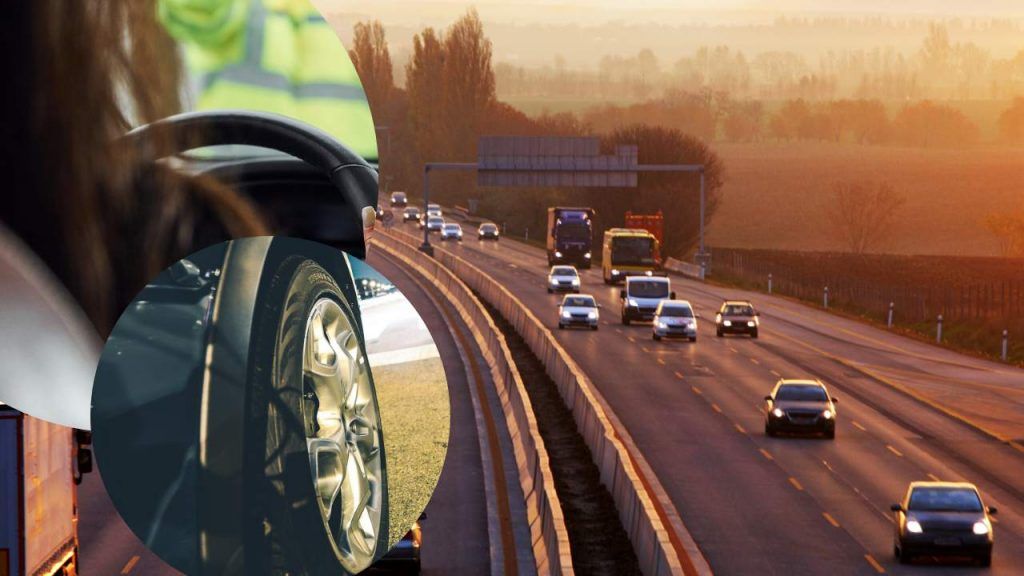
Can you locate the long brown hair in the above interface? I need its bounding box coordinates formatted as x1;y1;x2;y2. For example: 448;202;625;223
3;1;268;336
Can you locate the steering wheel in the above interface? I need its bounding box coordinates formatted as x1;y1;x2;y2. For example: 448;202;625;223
123;110;378;258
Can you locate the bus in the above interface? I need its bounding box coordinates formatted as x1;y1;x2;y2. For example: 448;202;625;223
602;228;663;284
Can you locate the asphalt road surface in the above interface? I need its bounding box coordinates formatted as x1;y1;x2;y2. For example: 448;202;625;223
411;223;1024;575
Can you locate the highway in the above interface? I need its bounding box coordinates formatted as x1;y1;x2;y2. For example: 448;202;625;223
77;249;501;576
410;221;1024;575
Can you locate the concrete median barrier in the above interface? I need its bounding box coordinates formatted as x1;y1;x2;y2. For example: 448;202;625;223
380;231;711;576
372;234;574;575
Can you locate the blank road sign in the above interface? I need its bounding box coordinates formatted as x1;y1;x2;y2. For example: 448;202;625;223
478;136;638;187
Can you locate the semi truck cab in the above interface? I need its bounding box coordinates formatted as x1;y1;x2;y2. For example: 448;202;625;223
547;207;595;268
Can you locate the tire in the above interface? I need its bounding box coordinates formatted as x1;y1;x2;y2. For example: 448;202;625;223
558;323;564;330
716;329;723;337
690;337;697;342
653;334;661;341
547;288;552;294
591;325;598;331
978;552;992;567
751;329;759;339
247;257;388;576
825;429;836;440
622;316;631;326
765;422;775;437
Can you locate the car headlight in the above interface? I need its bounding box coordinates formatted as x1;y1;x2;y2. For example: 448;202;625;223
771;407;784;418
657;321;668;329
571;278;580;286
973;520;990;535
906;519;923;534
628;299;639;307
550;278;559;285
555;251;563;258
588;311;598;319
747;320;756;327
723;320;733;327
584;252;591;259
561;311;572;319
822;410;833;420
611;269;619;276
645;270;653;276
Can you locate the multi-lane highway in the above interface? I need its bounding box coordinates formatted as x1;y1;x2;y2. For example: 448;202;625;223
412;220;1024;575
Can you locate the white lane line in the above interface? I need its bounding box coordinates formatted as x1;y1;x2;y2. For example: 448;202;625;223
657;358;666;366
734;423;747;434
628;336;636;343
691;385;703;395
711;403;723;413
789;477;804;491
759;448;774;461
886;445;904;457
770;369;782;378
822;512;841;528
864;554;886;574
927;473;941;482
852;420;867;432
121;556;140;574
674;371;685;380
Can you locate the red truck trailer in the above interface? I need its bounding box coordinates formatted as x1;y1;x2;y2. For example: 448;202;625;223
0;405;79;576
624;211;664;264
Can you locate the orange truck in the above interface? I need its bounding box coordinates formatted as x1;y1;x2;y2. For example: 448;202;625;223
0;405;80;576
624;211;664;263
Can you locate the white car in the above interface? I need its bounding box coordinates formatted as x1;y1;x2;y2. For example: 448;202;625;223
426;203;442;218
620;276;674;325
424;216;444;233
547;265;581;293
558;294;600;330
440;223;463;241
653;300;699;342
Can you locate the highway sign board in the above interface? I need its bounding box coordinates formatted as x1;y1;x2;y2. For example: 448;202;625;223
478;136;638;187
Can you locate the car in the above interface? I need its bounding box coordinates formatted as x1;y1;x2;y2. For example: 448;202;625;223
558;294;600;330
440;223;463;241
478;222;500;240
619;276;674;325
390;191;408;207
426;203;442;218
763;379;837;439
547;265;581;293
424;216;444;233
892;482;995;566
403;207;421;222
715;300;760;338
652;300;698;342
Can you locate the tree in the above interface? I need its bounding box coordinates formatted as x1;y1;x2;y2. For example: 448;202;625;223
405;27;446;162
349;21;393;112
984;211;1024;257
825;181;906;254
441;8;496;158
892;101;977;148
998;98;1024;145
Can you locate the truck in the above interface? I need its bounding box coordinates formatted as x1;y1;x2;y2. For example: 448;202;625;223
0;405;81;576
546;207;595;268
602;228;664;284
624;211;664;260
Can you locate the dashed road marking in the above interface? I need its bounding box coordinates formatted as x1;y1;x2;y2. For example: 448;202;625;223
789;477;804;491
770;369;782;377
641;346;651;353
628;336;636;343
822;512;841;528
691;386;703;395
852;420;867;432
657;358;666;365
734;423;747;433
728;346;738;353
886;445;904;457
749;357;760;365
759;448;774;461
615;328;623;334
927;473;941;482
674;371;685;380
864;554;886;574
121;556;140;574
711;403;723;413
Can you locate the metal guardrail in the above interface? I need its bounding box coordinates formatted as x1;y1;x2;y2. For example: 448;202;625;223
383;230;708;576
372;233;574;575
664;257;705;281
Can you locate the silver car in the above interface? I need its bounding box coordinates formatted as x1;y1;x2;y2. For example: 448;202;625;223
653;300;699;341
558;294;600;330
425;216;444;233
547;265;581;293
426;203;442;218
440;223;463;241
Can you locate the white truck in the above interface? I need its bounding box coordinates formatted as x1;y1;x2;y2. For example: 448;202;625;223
0;404;80;576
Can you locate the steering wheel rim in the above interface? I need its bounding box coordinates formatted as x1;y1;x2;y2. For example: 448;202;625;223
123;109;378;259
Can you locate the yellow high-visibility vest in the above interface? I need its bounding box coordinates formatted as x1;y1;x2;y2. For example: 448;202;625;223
159;0;378;159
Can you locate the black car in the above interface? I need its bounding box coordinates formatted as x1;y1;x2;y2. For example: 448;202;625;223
403;207;421;222
390;191;408;207
478;222;500;240
892;482;995;566
715;300;760;338
764;379;837;439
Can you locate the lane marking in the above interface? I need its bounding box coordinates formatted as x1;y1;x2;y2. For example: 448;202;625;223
711;403;723;413
789;477;804;491
641;346;651;353
728;346;738;353
121;556;140;575
657;358;666;365
822;512;841;528
927;473;941;482
734;423;746;434
749;357;760;365
770;369;782;378
674;371;685;380
628;336;636;343
886;445;904;457
615;328;623;334
691;386;703;395
852;420;867;432
759;448;774;461
864;554;886;574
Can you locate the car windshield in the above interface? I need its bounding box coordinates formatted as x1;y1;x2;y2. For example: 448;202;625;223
908;488;983;512
557;222;590;240
444;224;460;231
775;385;828;402
393;193;406;199
428;217;443;224
428;204;440;210
659;305;693;317
723;304;755;316
629;280;669;298
551;267;577;277
406;209;419;214
563;296;596;308
611;237;655;265
481;224;497;231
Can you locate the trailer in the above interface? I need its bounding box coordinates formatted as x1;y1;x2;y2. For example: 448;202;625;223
0;405;78;576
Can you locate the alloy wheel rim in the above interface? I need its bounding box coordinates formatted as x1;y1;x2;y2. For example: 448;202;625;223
302;297;383;572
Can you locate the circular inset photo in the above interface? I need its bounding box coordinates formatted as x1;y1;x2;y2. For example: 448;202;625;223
91;237;449;575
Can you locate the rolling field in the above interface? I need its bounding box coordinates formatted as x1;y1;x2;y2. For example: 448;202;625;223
706;142;1024;257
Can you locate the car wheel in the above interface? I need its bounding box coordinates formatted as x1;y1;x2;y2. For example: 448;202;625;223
898;547;912;565
689;337;697;342
716;329;723;337
653;334;661;341
591;325;598;331
558;323;564;330
547;288;552;294
825;429;836;440
764;422;775;437
622;317;631;326
248;257;388;575
751;330;759;339
978;552;992;567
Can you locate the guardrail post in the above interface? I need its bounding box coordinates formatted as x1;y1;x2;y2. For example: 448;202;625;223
936;314;944;343
525;227;529;242
823;286;829;309
1002;329;1009;361
887;301;894;328
767;273;773;295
